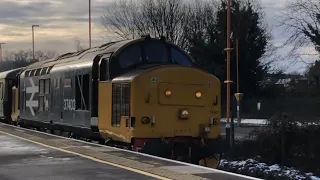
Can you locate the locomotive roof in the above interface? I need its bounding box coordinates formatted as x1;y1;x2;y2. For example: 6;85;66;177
21;38;142;71
0;67;24;79
21;36;193;73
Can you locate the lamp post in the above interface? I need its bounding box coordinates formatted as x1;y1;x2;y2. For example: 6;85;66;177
0;43;5;62
224;0;233;144
234;39;243;127
89;0;92;48
32;25;39;61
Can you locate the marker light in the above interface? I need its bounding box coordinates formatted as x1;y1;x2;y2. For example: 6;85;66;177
179;109;189;119
165;89;172;97
195;91;202;99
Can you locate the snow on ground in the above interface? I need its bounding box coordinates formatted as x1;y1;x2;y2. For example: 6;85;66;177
219;158;320;180
220;118;320;127
0;135;49;155
220;118;268;126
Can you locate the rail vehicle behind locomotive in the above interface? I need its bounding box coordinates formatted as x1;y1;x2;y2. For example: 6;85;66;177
2;35;227;168
0;67;23;124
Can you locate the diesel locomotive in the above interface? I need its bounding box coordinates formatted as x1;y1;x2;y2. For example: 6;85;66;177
0;36;227;168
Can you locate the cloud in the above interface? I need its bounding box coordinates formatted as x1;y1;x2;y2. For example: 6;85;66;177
0;0;113;52
0;0;317;73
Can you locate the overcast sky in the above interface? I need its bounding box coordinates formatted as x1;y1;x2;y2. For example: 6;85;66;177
0;0;318;73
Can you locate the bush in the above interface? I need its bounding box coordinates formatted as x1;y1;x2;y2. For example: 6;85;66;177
230;112;320;176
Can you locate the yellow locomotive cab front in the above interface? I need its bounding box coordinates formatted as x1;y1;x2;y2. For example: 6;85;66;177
131;66;220;139
98;65;227;168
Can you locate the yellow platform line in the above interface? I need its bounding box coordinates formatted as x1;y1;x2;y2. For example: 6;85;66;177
0;130;171;180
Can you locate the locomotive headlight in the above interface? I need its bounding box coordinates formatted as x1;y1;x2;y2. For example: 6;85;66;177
195;91;202;99
165;89;172;97
210;117;218;125
179;109;189;119
141;117;150;124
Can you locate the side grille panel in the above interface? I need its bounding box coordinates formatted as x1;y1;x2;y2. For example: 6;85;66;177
112;83;130;127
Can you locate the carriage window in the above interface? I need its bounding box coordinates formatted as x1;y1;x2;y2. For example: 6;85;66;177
31;70;34;76
144;41;168;63
118;44;142;68
41;67;48;75
23;82;26;111
171;47;192;66
38;79;50;112
56;77;60;89
47;66;53;74
12;88;16;112
75;74;90;110
0;83;3;100
35;68;41;76
99;58;109;81
39;79;45;111
25;71;31;77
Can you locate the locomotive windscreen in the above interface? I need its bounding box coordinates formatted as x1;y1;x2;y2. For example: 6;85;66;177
118;40;193;69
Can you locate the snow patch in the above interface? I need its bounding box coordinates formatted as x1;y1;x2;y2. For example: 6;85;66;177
311;176;320;180
219;158;320;180
220;118;320;127
0;135;49;154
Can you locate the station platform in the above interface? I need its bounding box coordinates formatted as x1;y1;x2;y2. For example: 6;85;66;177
0;123;261;180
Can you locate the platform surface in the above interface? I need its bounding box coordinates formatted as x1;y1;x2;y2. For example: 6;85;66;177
0;133;156;180
0;123;261;180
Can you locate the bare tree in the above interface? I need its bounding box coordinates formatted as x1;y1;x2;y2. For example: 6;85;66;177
45;51;59;59
74;38;85;51
182;0;218;49
3;49;58;62
101;0;190;48
34;50;58;60
0;49;58;72
278;0;320;58
101;0;139;40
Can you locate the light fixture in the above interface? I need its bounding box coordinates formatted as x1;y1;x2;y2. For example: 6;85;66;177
165;89;172;97
179;109;189;119
195;91;202;99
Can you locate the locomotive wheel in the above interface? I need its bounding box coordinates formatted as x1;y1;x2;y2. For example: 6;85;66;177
198;153;221;169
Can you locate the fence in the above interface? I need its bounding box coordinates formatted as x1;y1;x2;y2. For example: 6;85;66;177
221;97;320;121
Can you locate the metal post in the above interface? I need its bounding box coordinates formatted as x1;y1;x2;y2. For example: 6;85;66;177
32;27;34;60
236;39;239;93
0;43;5;62
224;0;232;143
236;39;240;127
89;0;92;48
230;110;234;158
32;25;39;61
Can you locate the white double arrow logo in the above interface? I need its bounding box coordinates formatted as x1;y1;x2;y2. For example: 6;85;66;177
26;78;38;116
